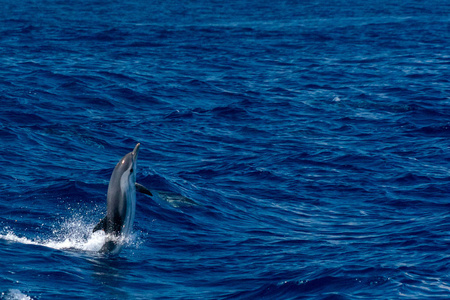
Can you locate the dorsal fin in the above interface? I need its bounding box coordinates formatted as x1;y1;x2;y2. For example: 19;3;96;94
93;216;107;232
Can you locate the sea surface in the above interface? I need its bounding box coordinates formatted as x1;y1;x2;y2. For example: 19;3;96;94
0;0;449;299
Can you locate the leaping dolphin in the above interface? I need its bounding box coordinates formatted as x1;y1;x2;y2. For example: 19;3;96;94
93;143;152;254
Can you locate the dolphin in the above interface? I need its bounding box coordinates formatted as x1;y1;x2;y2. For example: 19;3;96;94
93;143;152;254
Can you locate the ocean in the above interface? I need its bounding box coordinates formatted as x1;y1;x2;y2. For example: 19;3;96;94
0;0;449;299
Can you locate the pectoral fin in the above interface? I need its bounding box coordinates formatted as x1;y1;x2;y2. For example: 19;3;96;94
93;216;107;232
136;182;153;196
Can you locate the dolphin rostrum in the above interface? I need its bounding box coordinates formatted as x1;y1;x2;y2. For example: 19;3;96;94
93;143;152;254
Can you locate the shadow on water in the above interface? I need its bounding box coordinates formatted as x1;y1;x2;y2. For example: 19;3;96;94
89;256;131;299
153;190;198;208
87;253;172;299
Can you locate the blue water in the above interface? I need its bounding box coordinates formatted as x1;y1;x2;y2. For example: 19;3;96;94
0;0;449;299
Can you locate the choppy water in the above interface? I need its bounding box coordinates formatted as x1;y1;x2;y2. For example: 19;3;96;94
1;0;449;299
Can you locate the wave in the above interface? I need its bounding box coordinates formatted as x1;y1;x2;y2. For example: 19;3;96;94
224;275;392;299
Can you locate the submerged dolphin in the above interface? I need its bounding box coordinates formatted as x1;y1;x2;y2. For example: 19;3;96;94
93;143;152;254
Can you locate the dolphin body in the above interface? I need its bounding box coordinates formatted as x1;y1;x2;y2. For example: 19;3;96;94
93;143;152;254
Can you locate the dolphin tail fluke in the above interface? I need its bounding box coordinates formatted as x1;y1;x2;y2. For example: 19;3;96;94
93;216;107;232
136;182;153;196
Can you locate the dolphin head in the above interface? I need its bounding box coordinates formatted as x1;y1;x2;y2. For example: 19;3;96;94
116;143;140;184
128;143;140;178
123;143;140;193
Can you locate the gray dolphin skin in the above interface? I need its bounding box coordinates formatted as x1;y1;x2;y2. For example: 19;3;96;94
93;143;152;254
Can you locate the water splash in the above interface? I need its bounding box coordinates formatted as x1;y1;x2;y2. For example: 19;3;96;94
1;289;33;300
0;224;104;252
0;212;106;252
0;214;142;254
47;215;105;251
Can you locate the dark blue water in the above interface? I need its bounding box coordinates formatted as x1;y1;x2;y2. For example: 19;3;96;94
1;0;449;299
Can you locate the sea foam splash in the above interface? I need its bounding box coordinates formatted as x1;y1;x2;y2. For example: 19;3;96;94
0;215;141;253
1;289;33;300
0;217;105;252
0;229;105;252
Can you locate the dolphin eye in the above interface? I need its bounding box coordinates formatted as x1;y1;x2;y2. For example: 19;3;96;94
130;168;134;173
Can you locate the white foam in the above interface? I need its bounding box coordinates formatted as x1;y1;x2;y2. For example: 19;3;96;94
0;230;105;252
2;289;33;300
0;217;106;252
0;217;140;253
43;231;105;252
